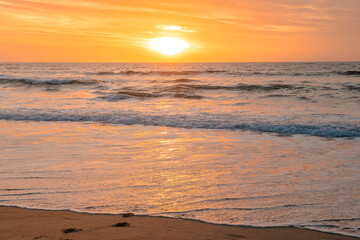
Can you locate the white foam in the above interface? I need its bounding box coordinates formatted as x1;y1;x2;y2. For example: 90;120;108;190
0;109;359;138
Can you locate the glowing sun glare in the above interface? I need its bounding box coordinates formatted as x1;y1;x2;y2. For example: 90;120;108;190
149;37;189;56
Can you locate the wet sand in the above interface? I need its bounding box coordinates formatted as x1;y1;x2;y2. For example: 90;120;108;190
0;206;358;240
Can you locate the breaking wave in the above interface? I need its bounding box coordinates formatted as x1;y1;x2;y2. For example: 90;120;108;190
0;110;359;138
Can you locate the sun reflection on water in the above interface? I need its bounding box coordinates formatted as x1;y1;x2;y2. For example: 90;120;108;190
0;121;359;234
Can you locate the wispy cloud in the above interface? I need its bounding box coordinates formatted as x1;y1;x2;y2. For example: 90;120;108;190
0;0;359;61
158;25;195;32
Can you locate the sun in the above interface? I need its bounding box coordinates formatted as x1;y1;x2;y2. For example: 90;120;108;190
149;37;189;56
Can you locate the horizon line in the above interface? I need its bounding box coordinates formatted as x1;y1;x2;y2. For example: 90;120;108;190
1;61;360;64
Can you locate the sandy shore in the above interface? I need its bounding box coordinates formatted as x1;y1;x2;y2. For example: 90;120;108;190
0;206;358;240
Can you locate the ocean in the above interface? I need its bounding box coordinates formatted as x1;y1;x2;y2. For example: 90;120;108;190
0;62;359;236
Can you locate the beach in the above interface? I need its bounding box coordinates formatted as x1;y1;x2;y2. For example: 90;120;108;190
1;62;359;238
1;206;359;240
1;0;360;238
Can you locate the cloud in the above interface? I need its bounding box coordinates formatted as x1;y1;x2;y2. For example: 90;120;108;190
0;0;359;60
158;25;195;32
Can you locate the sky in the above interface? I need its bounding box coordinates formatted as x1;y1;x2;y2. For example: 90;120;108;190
0;0;359;62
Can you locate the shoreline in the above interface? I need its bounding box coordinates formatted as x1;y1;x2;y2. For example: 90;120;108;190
0;206;358;240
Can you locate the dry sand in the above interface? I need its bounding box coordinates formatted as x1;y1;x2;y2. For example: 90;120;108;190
0;206;358;240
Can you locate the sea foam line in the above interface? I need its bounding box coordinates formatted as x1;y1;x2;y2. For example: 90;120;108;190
0;110;359;138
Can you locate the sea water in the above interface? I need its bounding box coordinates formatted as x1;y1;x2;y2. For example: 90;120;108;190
0;62;359;236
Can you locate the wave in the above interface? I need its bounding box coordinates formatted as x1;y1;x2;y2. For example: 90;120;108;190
0;78;95;86
116;90;160;98
0;188;33;191
172;78;199;83
91;69;360;77
311;218;360;222
172;93;204;99
229;70;360;77
265;94;293;98
92;70;226;76
300;224;339;229
97;90;204;101
336;70;360;76
165;83;302;92
191;193;290;204
159;203;318;215
342;84;360;92
0;190;75;197
94;69;360;77
0;192;47;197
96;83;299;102
95;71;118;75
0;110;359;138
97;82;357;101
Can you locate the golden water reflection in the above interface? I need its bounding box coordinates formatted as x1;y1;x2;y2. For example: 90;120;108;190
0;121;359;228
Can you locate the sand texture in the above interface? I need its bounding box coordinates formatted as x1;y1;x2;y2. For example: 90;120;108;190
0;206;358;240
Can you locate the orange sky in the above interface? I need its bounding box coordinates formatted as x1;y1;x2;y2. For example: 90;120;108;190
0;0;359;62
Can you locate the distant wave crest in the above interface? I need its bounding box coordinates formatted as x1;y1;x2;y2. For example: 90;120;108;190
94;83;302;102
92;70;226;76
89;69;360;77
336;70;360;76
0;78;95;85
